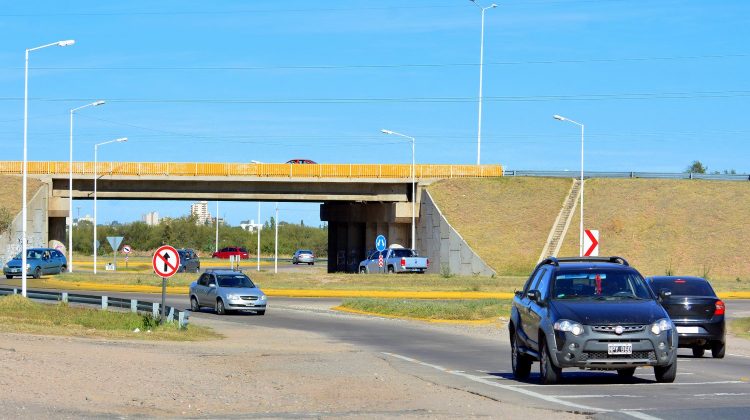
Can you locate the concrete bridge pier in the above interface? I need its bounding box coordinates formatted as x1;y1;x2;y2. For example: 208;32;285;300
48;195;68;246
321;202;417;273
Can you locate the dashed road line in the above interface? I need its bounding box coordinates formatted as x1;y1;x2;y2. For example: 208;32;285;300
382;352;659;420
511;380;745;387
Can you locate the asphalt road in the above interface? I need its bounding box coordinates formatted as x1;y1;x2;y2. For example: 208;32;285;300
5;284;750;419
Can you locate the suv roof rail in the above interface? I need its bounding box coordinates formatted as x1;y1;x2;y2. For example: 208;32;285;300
555;256;630;266
539;256;560;267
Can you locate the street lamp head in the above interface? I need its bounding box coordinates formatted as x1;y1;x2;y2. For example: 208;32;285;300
57;40;75;47
491;3;498;8
115;137;128;142
93;100;106;106
553;115;565;121
381;129;394;135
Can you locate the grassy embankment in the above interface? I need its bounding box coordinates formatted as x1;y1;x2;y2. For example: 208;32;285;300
335;298;512;324
730;317;750;340
558;179;750;283
0;295;220;340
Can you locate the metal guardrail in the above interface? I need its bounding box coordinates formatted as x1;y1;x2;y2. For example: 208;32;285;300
0;287;189;328
0;161;504;179
503;170;750;181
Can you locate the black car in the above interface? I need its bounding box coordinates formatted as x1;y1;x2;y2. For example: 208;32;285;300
177;249;201;273
646;276;725;358
510;256;678;384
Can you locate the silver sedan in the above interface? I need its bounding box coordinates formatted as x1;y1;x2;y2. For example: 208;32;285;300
189;270;267;315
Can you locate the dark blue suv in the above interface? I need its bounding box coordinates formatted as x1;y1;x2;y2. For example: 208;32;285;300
509;256;678;384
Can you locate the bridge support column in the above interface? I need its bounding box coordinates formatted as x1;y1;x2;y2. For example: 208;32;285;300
47;196;69;247
321;202;415;273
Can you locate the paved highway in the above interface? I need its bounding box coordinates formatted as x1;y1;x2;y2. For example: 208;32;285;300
37;288;748;420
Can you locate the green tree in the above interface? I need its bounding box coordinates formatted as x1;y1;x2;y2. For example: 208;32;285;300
686;160;707;174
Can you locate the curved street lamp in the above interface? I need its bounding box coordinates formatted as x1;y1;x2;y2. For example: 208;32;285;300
469;1;498;165
381;129;416;250
553;114;585;256
68;100;105;273
93;137;127;274
21;39;75;297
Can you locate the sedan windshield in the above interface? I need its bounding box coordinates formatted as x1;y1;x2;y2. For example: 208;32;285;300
217;275;255;288
552;269;652;300
14;250;43;259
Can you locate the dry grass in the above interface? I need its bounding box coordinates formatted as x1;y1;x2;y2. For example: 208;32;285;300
559;179;750;282
428;177;573;275
729;317;750;340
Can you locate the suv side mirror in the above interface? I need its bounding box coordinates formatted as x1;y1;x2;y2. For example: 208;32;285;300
659;289;672;300
527;290;540;302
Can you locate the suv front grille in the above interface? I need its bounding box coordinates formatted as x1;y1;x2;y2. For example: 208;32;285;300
591;325;646;334
582;351;655;361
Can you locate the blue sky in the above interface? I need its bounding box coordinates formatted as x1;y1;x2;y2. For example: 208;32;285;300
1;0;748;225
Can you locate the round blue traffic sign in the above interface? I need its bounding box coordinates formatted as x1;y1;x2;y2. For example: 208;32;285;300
375;235;387;252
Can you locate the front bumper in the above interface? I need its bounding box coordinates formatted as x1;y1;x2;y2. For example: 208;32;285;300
673;317;725;347
3;267;25;276
226;298;267;311
548;326;677;369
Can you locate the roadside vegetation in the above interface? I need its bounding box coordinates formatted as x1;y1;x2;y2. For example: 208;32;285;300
72;216;327;258
337;298;512;322
0;295;220;341
729;317;750;340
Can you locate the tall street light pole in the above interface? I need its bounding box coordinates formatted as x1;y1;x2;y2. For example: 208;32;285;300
215;201;219;254
381;129;416;250
21;39;75;297
93;137;127;274
470;1;498;165
69;100;105;273
553;115;585;257
274;203;279;274
257;202;261;271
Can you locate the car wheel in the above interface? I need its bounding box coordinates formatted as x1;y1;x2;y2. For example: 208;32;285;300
692;347;705;358
33;267;42;279
60;265;67;273
539;337;562;385
654;360;677;383
256;310;266;316
711;341;726;359
511;328;532;380
387;266;395;274
359;267;367;274
194;266;200;273
190;296;200;312
617;367;636;380
5;275;12;279
216;299;227;315
308;262;313;265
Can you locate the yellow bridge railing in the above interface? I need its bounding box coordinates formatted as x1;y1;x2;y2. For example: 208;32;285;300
0;161;503;179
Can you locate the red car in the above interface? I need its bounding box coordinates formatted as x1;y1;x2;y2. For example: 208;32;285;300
286;159;317;164
212;247;249;259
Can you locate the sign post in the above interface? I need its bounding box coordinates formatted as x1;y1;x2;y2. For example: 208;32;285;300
583;229;599;257
375;235;387;273
122;245;131;269
106;236;124;270
152;245;180;323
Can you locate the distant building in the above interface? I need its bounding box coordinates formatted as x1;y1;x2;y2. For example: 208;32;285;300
73;214;94;226
190;201;212;225
240;219;263;232
210;216;225;226
142;211;160;226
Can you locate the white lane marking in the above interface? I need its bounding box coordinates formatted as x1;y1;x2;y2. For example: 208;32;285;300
728;353;750;359
557;394;643;399
511;380;745;388
693;392;750;397
382;352;658;420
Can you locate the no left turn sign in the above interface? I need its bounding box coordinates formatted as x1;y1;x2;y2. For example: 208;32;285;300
152;245;180;278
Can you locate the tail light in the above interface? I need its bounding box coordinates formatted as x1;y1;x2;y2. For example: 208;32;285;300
400;257;406;268
427;258;430;268
715;300;725;316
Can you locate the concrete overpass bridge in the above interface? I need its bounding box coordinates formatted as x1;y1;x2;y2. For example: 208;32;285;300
1;161;503;273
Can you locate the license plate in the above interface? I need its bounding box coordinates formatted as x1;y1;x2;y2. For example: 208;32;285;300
607;343;633;355
676;326;699;334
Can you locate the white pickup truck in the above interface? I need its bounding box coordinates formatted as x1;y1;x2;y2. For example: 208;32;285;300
358;247;429;274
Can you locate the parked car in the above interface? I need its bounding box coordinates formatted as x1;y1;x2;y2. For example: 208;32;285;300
212;247;249;259
646;276;725;358
358;247;429;274
509;256;678;384
4;248;67;279
177;249;201;273
189;270;266;315
292;249;315;265
286;159;317;164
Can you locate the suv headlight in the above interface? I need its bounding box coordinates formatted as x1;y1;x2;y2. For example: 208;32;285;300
226;293;241;300
554;319;584;336
26;263;31;269
650;318;672;335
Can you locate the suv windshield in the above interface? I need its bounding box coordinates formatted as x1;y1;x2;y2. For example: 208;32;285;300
216;274;255;288
552;269;652;300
